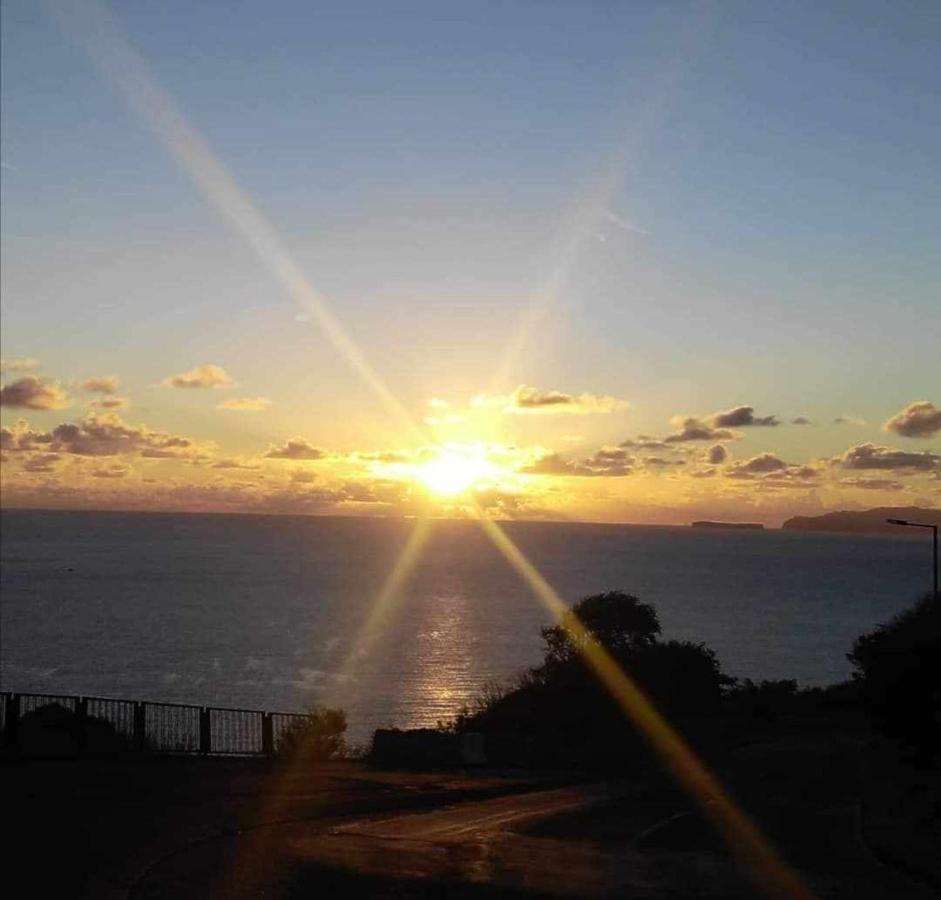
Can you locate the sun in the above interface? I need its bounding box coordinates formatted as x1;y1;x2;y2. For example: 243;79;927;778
413;447;500;497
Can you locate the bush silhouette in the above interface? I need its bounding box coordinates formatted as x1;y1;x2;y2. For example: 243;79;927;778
848;593;941;762
276;707;347;761
18;703;131;756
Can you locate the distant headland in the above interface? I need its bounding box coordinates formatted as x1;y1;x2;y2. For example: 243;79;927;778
782;506;941;535
691;521;764;530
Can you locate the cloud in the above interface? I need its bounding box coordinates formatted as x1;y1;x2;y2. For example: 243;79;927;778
92;464;131;479
839;477;905;491
884;401;941;439
620;435;669;450
760;465;820;487
725;453;789;479
217;396;272;412
834;415;866;426
23;453;62;473
479;384;628;416
52;415;194;457
3;412;200;458
91;397;129;410
80;375;120;394
0;358;38;373
0;376;70;410
838;442;940;472
162;364;233;389
664;417;735;443
264;438;326;460
791;417;812;425
521;447;632;477
707;444;728;465
2;420;55;452
356;450;410;464
711;405;779;428
211;458;261;470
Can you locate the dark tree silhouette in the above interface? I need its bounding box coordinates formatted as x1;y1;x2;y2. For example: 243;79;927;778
460;591;730;767
540;590;660;669
848;593;941;762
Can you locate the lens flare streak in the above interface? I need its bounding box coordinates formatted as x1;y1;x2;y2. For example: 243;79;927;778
474;511;814;900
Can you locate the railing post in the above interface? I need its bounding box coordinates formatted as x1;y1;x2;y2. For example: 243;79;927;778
133;702;147;753
75;697;88;755
199;707;211;755
262;713;274;757
3;693;20;756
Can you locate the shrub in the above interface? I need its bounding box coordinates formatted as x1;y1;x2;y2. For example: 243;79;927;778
276;707;347;761
17;703;131;756
848;593;941;761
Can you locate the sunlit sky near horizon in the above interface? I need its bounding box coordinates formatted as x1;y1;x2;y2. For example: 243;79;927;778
1;0;939;524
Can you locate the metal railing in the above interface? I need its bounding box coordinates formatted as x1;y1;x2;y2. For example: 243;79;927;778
0;691;312;758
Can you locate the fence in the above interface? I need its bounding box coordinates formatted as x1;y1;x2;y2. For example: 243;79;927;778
0;691;313;758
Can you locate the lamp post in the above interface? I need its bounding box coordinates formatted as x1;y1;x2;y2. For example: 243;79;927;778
887;519;939;598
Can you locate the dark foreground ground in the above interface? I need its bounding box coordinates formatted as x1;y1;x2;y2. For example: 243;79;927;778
3;726;938;900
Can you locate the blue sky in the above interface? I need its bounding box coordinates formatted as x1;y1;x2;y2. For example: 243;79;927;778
1;1;939;521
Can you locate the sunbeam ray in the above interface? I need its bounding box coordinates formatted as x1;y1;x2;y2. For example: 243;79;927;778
49;0;423;442
489;2;718;392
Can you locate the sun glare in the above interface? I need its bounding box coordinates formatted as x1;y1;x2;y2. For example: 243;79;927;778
414;447;499;497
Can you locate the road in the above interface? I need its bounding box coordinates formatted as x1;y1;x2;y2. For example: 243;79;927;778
132;775;938;900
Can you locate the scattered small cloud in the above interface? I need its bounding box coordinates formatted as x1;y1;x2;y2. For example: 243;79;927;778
50;413;196;458
217;397;272;412
478;385;628;416
620;435;669;450
91;464;131;479
264;438;326;460
23;453;62;473
0;376;70;410
521;447;632;477
664;417;735;443
839;477;905;491
834;415;866;426
884;401;941;439
838;443;940;472
91;397;129;410
80;375;120;395
710;405;779;428
642;456;685;469
725;453;789;478
211;458;261;470
791;417;812;425
0;412;200;460
162;364;233;389
707;444;728;465
0;357;37;373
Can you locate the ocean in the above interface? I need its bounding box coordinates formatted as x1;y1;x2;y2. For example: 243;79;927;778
0;509;930;741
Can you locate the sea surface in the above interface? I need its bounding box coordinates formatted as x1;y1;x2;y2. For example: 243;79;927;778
0;509;931;741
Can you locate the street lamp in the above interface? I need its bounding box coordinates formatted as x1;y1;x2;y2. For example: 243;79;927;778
887;519;939;598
